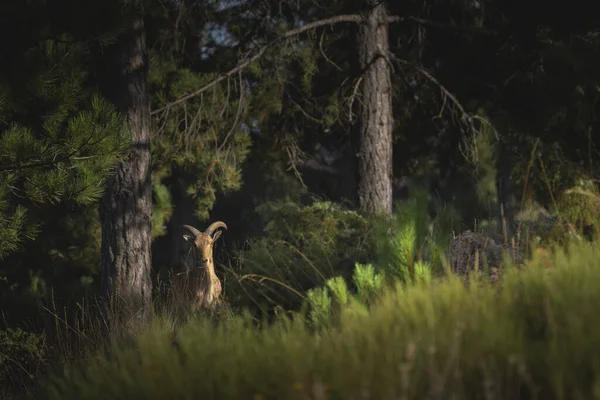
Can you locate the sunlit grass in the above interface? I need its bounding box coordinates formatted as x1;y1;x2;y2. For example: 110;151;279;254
38;241;600;400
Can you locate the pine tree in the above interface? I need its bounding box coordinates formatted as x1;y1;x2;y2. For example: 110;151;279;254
355;0;394;215
0;7;129;261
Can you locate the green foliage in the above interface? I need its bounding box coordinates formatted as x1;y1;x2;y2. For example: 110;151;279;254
306;262;384;329
0;328;47;392
0;35;129;258
226;200;372;314
0;203;105;352
151;174;173;238
149;54;252;221
246;62;285;123
556;179;600;238
0;203;37;260
230;192;456;321
39;240;600;400
352;263;384;305
372;189;444;283
325;276;350;307
305;286;331;328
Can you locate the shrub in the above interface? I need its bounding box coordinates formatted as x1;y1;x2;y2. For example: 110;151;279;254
372;189;454;283
306;262;384;329
0;327;47;395
39;240;600;400
224;200;372;315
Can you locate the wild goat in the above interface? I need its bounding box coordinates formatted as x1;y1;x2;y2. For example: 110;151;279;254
168;221;227;313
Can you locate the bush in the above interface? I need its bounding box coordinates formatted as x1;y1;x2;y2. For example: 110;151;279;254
224;200;372;315
0;327;47;395
372;189;456;283
306;263;384;329
224;192;457;320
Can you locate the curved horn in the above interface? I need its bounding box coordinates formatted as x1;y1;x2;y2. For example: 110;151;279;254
204;221;228;236
182;225;202;238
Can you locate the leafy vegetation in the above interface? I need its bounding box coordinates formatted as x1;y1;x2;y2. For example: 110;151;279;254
0;328;47;393
224;200;372;315
39;242;600;400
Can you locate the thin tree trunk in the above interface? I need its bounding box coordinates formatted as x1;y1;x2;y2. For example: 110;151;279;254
99;13;153;327
496;140;514;244
356;0;394;216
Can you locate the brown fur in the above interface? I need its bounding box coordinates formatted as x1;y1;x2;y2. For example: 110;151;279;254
168;222;226;314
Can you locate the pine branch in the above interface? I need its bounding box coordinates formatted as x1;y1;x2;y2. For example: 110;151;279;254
151;14;363;116
0;156;75;173
151;13;495;116
0;129;95;173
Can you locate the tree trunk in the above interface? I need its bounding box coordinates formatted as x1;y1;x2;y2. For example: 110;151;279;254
356;0;394;216
99;13;153;326
496;140;514;244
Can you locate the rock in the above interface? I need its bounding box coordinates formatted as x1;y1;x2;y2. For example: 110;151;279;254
446;230;508;280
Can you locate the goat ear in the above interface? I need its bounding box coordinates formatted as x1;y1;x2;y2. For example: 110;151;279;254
183;234;194;242
212;230;223;242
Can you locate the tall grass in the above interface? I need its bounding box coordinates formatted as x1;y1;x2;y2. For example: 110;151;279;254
37;241;600;400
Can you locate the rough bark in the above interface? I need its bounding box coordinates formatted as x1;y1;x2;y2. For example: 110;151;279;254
99;13;153;326
356;0;394;216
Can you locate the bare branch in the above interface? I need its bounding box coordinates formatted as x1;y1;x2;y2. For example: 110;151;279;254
281;133;309;189
319;30;343;71
218;71;246;152
348;76;363;123
389;53;498;164
394;56;469;117
287;94;323;123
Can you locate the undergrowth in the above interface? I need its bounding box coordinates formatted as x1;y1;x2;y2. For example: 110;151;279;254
223;200;373;315
37;240;600;400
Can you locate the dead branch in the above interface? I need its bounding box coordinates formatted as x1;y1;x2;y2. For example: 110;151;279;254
287;94;323;123
389;53;498;164
282;134;309;189
348;76;363;123
217;71;245;152
319;30;343;71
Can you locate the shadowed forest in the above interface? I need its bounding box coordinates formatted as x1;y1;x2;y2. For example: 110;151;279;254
2;0;600;398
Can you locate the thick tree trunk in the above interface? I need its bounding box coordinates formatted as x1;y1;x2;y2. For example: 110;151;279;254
99;13;153;326
356;0;394;216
